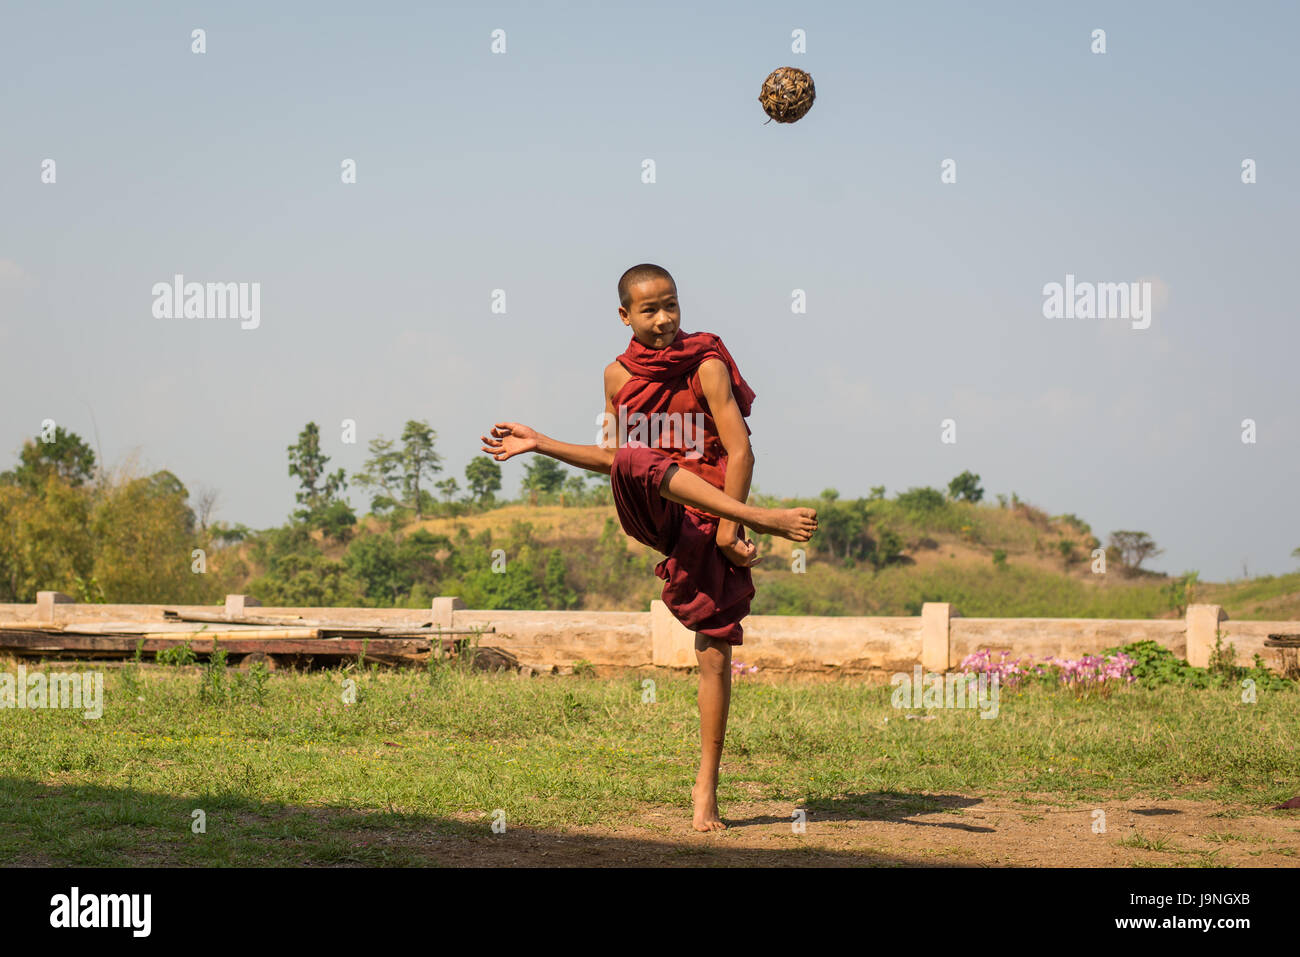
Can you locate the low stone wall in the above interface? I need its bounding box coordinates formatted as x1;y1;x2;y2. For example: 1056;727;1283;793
453;609;651;668
3;594;1295;676
950;618;1188;664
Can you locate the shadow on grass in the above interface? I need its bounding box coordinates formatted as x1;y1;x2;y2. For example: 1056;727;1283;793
725;791;992;833
0;777;961;867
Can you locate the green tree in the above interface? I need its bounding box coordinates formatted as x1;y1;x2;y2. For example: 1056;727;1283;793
343;528;448;606
399;420;441;518
91;470;211;602
562;473;586;505
352;421;442;519
435;477;460;504
465;456;502;504
814;497;873;563
287;423;348;523
317;499;358;543
343;532;401;604
542;549;578;608
0;474;94;601
582;518;655;598
1;426;97;490
1165;570;1199;617
444;526;543;608
1108;530;1164;577
352;436;403;513
521;457;567;502
869;527;905;570
947;471;984;503
247;551;366;606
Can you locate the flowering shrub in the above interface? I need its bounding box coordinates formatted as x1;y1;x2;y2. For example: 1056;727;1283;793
960;648;1135;696
958;649;1033;689
1042;653;1135;694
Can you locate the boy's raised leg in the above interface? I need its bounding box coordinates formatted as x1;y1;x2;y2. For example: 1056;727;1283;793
693;634;732;832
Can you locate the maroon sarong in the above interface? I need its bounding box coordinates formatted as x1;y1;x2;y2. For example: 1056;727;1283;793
609;331;756;645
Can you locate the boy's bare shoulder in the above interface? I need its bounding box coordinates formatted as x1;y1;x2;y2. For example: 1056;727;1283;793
604;359;631;395
695;355;730;388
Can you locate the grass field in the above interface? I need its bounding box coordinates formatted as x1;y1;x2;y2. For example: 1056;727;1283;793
2;656;1298;866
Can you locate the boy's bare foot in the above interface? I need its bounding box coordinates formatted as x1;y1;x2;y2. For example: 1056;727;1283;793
748;507;818;542
692;783;727;831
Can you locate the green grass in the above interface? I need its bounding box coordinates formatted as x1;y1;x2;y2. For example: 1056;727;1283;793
1117;832;1175;852
1;663;1297;865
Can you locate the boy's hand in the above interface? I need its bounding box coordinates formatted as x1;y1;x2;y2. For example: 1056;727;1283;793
717;531;762;568
481;422;540;462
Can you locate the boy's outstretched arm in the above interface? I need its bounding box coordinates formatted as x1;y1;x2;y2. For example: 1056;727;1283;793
479;365;625;474
480;422;616;474
697;358;760;568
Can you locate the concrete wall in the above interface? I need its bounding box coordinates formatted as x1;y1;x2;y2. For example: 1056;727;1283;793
3;593;1295;676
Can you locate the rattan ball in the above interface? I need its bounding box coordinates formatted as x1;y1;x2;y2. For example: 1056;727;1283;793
758;66;816;124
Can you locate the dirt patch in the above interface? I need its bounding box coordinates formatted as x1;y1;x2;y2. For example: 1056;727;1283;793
310;795;1300;867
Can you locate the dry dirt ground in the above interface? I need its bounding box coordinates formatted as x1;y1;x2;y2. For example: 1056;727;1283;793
336;794;1300;867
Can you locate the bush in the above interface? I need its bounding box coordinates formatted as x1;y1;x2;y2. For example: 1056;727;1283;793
1104;638;1294;691
896;487;946;515
156;641;197;667
199;642;229;703
948;471;984;503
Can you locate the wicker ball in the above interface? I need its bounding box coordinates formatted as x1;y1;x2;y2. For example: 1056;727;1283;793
758;66;816;124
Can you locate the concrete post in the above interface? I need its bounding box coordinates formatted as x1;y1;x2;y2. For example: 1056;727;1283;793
432;596;466;630
1186;603;1227;668
650;600;696;668
36;591;73;623
224;594;262;617
921;602;953;672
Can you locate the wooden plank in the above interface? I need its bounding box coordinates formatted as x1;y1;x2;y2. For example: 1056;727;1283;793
161;609;493;636
61;622;319;636
0;631;433;656
163;609;426;631
59;628;323;640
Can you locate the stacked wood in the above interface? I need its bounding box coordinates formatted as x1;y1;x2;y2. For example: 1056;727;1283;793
0;610;495;667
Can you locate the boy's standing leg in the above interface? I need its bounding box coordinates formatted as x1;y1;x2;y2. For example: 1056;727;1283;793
693;634;733;831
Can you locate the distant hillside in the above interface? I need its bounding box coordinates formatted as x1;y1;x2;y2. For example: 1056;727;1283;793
228;500;1300;620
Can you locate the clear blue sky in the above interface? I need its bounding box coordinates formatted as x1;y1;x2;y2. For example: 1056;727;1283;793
2;0;1297;581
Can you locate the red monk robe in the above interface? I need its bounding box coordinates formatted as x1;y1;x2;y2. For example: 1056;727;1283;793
608;330;757;645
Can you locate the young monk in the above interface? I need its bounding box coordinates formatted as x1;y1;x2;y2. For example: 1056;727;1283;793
480;263;817;831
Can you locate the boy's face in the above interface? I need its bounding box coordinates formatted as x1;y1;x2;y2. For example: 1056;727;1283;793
619;277;680;349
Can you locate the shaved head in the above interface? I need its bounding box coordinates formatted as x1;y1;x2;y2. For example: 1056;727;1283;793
618;263;676;309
